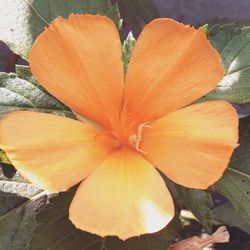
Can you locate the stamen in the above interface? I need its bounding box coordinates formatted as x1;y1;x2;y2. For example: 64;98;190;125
130;122;153;153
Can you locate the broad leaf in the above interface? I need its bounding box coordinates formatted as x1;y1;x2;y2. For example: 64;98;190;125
15;64;39;83
0;0;120;60
213;168;250;224
0;193;49;250
0;66;74;119
0;167;46;250
202;22;250;103
164;177;213;232
212;201;250;234
229;116;250;174
173;186;213;232
0;168;41;216
166;116;250;230
212;116;250;224
29;186;182;250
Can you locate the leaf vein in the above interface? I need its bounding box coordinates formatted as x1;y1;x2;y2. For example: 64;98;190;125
0;87;36;107
23;0;50;26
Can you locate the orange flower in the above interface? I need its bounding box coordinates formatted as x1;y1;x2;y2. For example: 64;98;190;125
0;15;238;240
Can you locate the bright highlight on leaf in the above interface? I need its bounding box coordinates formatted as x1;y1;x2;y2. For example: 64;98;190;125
0;14;238;240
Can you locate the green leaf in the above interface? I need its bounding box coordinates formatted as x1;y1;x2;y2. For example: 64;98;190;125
29;186;181;250
15;64;37;83
164;177;213;232
0;168;41;216
211;116;250;225
0;166;47;250
0;66;75;119
202;22;250;103
28;187;87;250
173;186;213;232
0;0;121;60
212;201;250;234
213;168;250;224
126;217;182;250
0;193;49;250
229;116;250;174
122;32;136;76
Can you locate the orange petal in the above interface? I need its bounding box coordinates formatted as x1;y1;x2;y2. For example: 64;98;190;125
123;18;224;125
0;112;117;192
69;147;174;240
29;14;124;129
141;101;238;189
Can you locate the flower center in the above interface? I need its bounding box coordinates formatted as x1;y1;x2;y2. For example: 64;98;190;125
108;118;153;154
75;112;151;153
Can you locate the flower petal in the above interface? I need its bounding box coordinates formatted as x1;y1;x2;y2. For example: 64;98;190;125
123;18;224;125
0;112;117;192
141;101;238;189
69;147;174;240
29;14;124;129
